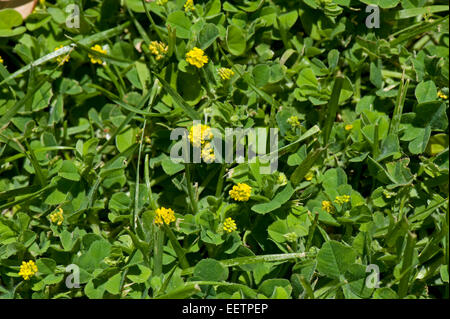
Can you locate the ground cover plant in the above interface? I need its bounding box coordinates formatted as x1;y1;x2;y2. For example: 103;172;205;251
0;0;448;299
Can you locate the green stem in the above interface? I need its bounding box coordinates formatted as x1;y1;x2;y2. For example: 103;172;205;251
185;164;198;214
215;164;227;197
398;231;417;298
164;225;190;269
306;213;319;251
154;226;164;276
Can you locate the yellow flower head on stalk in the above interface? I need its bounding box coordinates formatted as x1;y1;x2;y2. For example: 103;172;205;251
49;207;64;226
188;124;213;148
154;207;176;226
287;115;301;128
305;171;314;181
186;47;208;68
201;142;215;163
334;195;350;205
149;41;168;61
345;124;353;131
218;67;234;80
184;0;195;12
223;217;237;233
322;200;334;213
89;44;107;65
54;45;70;65
229;183;252;202
0;55;3;64
18;260;38;280
438;90;448;100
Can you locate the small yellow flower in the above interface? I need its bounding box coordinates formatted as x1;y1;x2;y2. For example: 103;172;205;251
223;217;237;233
184;0;195;12
322;200;334;213
305;171;314;181
229;183;252;202
154;207;176;226
18;260;38;280
89;44;107;65
0;55;3;64
49;207;64;226
277;173;288;186
54;45;70;65
156;0;168;5
186;47;208;68
345;124;353;131
201;142;215;163
287;115;301;128
188;124;213;148
383;190;395;199
334;195;350;205
149;41;168;61
218;67;234;80
438;91;448;100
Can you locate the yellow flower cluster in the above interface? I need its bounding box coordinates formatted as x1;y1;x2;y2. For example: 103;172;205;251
189;124;213;148
345;124;353;131
186;47;208;68
154;207;176;226
0;55;4;64
184;0;195;12
334;195;350;205
287;115;300;128
229;183;252;202
218;67;234;80
322;200;334;213
89;44;107;65
18;260;38;280
149;41;168;61
201;142;215;163
223;217;237;233
49;207;64;226
438;91;448;100
54;45;70;65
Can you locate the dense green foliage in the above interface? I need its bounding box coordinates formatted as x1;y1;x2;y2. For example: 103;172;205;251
0;0;448;299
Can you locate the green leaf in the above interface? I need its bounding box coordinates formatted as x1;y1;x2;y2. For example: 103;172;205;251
198;23;219;50
58;160;80;181
0;9;23;29
105;272;122;295
166;11;191;39
415;80;437;103
226;25;246;56
251;182;295;214
359;0;400;8
109;192;131;211
194;258;229;281
36;258;56;275
317;241;357;280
